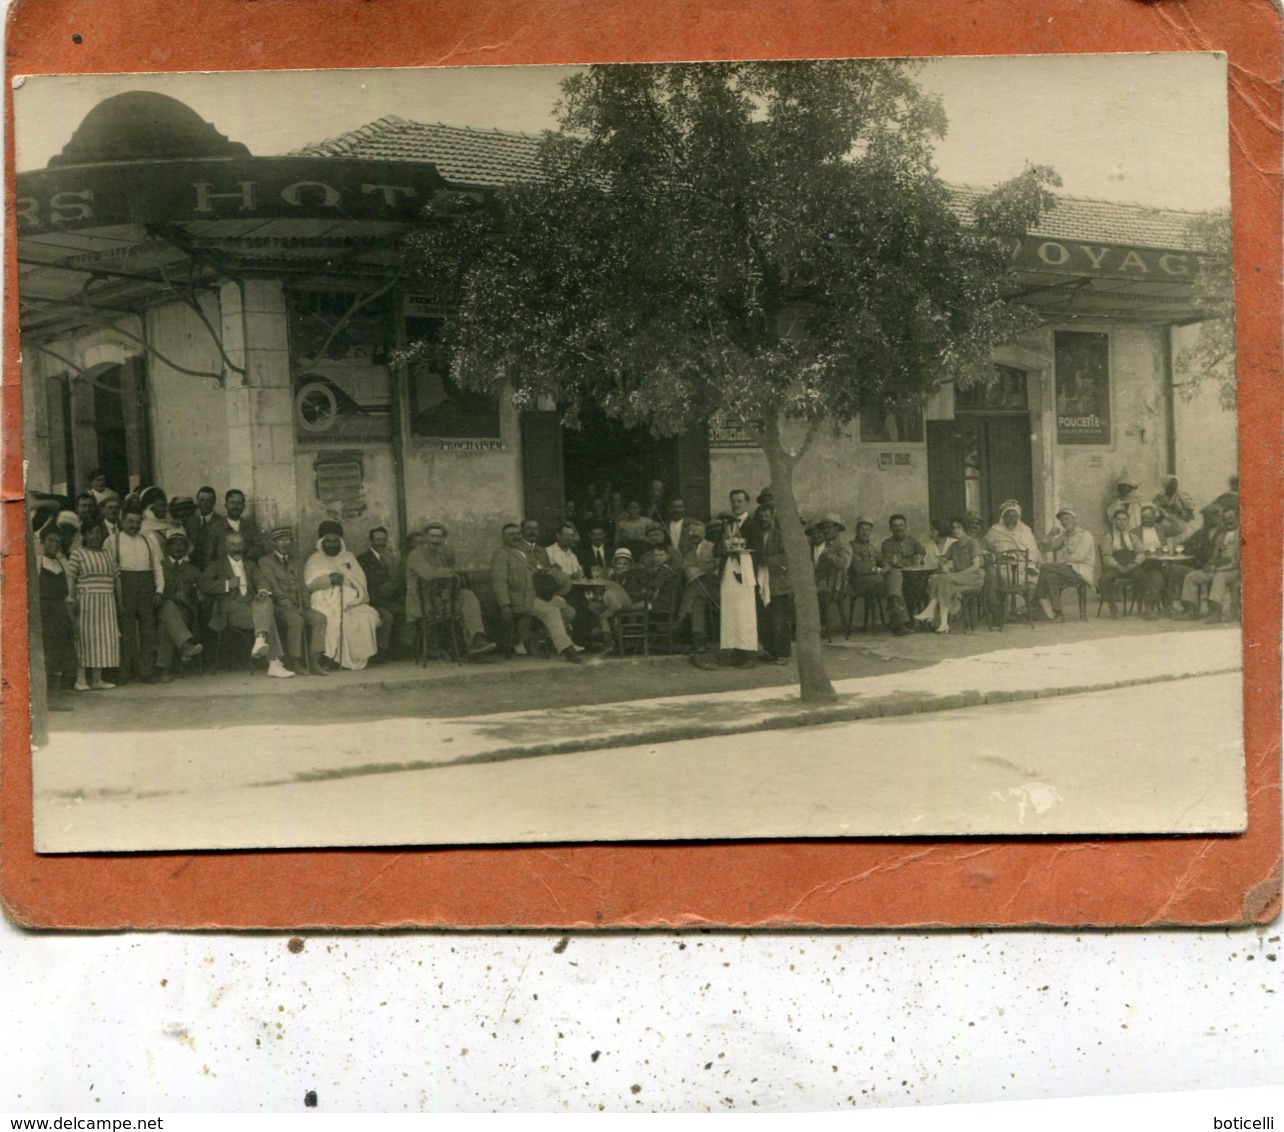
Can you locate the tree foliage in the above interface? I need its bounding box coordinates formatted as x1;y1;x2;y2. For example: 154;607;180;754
400;60;1059;700
1173;209;1236;411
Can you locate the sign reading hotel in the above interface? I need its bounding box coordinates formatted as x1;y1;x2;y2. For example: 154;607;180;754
1054;330;1112;445
709;412;763;449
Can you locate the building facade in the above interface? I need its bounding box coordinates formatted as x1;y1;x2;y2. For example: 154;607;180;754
18;94;1235;574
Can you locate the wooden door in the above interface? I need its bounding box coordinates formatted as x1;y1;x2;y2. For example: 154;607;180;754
983;416;1035;529
672;423;710;520
928;415;1034;528
521;410;565;540
926;420;968;524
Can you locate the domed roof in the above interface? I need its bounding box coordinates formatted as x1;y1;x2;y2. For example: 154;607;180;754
48;91;251;167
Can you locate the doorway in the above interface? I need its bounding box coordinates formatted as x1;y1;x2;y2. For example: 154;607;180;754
927;366;1034;529
520;405;711;537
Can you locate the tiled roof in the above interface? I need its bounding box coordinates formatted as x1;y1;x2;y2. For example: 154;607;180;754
290;118;1208;250
290;116;543;187
947;185;1205;252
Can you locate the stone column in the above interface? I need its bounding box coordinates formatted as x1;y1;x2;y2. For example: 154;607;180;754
219;279;298;530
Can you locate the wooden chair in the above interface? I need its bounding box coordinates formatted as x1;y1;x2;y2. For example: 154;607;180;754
1053;576;1090;620
960;589;992;633
211;623;260;674
418;575;464;665
644;573;683;654
1096;575;1135;618
817;570;849;643
993;549;1036;630
843;579;885;635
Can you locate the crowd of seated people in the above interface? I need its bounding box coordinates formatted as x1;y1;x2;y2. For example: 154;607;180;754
29;468;1241;692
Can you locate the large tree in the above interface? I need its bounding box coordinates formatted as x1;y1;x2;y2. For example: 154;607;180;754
403;60;1057;702
1173;209;1236;410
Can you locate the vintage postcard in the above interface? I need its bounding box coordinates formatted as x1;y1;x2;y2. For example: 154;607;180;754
11;55;1250;854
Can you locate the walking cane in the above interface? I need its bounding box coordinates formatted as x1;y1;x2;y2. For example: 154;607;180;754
337;568;345;666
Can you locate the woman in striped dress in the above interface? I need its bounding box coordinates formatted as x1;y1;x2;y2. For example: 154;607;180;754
64;522;120;691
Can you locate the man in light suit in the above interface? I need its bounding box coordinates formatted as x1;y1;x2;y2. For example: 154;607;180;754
257;526;328;676
199;531;293;678
489;522;581;662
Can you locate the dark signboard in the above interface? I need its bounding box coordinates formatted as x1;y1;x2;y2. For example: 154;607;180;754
13;157;452;235
1010;236;1199;281
1054;330;1111;445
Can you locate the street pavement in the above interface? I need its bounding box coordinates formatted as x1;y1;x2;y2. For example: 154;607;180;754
32;625;1244;851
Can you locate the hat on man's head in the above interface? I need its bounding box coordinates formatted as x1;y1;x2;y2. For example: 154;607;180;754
1162;474;1179;487
1110;504;1131;519
165;531;190;548
756;489;774;506
170;494;195;509
854;515;874;528
138;486;165;510
270;525;294;541
821;512;846;532
1201;503;1223;516
1116;470;1139;489
1055;506;1076;520
56;510;80;530
318;520;344;539
612;547;634;562
423;520;448;536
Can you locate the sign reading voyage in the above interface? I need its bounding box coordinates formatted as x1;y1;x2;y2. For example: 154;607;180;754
1054;330;1112;445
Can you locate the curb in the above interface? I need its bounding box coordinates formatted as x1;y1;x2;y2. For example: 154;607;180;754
286;664;1244;784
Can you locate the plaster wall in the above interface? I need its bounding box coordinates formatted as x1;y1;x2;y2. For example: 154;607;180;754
1047;323;1171;535
709;421;930;536
144;294;228;498
399;396;525;569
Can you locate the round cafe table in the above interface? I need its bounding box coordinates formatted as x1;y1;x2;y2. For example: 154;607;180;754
1141;553;1192;614
897;563;939;618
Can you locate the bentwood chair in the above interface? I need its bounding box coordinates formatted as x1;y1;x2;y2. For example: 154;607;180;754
418;575;464;665
993;549;1037;630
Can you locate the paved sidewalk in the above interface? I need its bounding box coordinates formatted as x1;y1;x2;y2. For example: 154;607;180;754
36;626;1241;802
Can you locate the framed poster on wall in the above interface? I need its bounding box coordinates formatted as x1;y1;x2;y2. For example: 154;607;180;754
1055;330;1112;444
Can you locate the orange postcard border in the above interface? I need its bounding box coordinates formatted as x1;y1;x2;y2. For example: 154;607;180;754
1;0;1279;929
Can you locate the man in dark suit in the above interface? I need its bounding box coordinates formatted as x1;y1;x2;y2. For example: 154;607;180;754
202;488;264;566
186;485;221;570
199;530;293;678
257;526;328;675
155;531;204;683
357;526;402;659
578;525;612;576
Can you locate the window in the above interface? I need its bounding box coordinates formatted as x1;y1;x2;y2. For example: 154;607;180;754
288;290;393;445
956;365;1028;412
860;409;924;443
405;316;501;440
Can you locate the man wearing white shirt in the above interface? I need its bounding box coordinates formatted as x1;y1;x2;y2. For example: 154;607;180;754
1036;507;1097;621
545;522;583;581
113;508;165;684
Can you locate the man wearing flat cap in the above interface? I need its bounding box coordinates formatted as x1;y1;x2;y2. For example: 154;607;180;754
407;521;497;657
155;532;204;683
1036;507;1096;621
257;526;329;675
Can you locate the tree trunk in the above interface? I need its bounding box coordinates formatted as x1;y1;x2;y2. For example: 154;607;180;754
761;415;837;703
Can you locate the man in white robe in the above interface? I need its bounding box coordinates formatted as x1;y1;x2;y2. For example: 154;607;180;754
304;520;383;671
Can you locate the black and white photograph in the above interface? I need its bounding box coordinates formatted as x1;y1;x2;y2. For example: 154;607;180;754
14;54;1244;852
